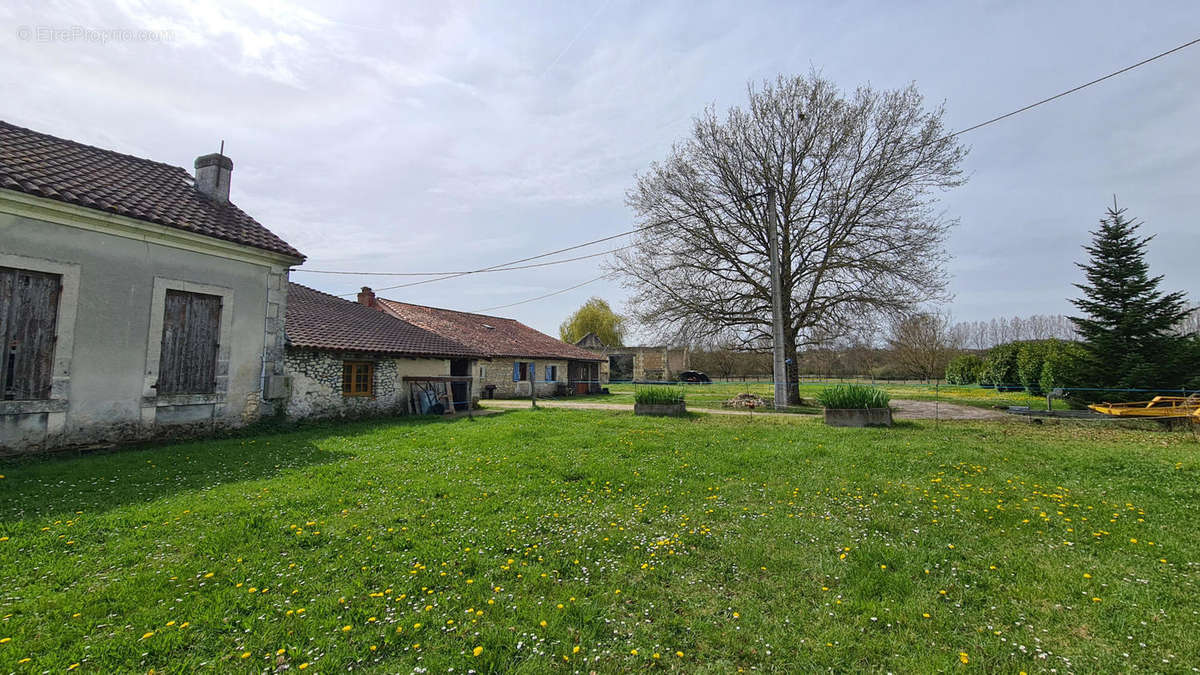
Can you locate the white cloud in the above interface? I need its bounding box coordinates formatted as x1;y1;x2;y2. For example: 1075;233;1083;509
3;0;1198;335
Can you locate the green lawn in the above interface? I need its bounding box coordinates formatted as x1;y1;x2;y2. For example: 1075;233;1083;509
1;410;1196;672
593;380;1062;413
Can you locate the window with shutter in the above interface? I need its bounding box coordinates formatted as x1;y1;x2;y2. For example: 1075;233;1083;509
0;267;61;400
514;361;532;381
157;290;222;394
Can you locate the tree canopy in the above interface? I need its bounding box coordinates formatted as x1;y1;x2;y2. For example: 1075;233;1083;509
611;72;967;403
558;297;627;347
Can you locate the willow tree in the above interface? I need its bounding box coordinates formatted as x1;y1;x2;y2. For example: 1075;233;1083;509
558;297;627;347
612;73;967;403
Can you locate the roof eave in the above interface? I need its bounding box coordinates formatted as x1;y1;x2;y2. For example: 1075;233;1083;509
285;343;485;360
0;188;305;266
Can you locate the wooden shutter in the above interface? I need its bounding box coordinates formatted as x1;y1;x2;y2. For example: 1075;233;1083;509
1;267;61;400
158;290;221;394
513;361;520;381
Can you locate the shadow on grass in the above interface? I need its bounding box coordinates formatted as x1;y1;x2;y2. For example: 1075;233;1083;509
0;413;497;522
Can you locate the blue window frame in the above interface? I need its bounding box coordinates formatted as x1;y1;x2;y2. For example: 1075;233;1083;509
513;361;531;381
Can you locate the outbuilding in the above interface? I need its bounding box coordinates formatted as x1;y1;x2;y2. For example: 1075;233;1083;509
0;121;303;453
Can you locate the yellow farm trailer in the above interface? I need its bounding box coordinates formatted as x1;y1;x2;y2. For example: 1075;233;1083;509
1088;395;1200;419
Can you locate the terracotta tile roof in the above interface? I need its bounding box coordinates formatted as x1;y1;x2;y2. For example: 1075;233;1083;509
376;298;604;362
0;120;303;260
285;283;483;358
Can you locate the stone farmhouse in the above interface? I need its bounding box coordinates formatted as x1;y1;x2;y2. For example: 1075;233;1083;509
283;283;484;418
355;288;605;397
0;121;303;453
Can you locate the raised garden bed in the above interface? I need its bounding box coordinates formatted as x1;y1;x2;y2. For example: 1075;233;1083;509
824;407;893;427
818;384;893;427
634;402;688;417
634;386;686;417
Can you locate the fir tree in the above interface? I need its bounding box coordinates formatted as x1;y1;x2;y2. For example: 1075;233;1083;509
1069;200;1190;391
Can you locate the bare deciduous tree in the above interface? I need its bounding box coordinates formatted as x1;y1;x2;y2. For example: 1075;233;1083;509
1175;305;1200;337
949;314;1078;350
611;72;967;403
888;310;962;382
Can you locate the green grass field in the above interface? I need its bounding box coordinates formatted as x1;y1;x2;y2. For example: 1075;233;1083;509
593;380;1063;413
1;410;1196;672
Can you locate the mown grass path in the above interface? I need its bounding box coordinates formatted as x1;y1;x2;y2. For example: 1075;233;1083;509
483;397;1006;420
598;381;1066;414
0;410;1196;672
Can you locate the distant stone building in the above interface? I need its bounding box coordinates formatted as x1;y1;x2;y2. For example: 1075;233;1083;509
574;333;690;382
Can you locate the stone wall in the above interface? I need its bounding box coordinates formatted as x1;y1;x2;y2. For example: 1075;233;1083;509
283;348;451;420
259;266;290;417
476;358;568;398
579;346;690;383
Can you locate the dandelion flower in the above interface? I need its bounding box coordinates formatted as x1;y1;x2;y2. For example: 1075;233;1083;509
959;652;969;664
473;646;483;657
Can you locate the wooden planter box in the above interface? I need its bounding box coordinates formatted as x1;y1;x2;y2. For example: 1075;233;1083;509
634;402;687;417
824;407;893;427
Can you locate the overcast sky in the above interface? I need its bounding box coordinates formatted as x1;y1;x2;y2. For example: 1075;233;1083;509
3;1;1197;340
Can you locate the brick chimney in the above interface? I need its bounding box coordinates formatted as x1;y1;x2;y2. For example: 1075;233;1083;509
357;286;377;309
194;153;233;204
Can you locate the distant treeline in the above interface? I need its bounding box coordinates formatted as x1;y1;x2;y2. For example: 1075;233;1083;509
680;308;1200;398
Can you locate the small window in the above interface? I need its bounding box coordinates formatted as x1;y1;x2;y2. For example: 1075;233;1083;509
479;365;487;379
157;290;222;394
545;365;557;382
343;361;374;396
1;267;61;400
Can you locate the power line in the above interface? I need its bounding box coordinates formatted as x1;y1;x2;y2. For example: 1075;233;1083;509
297;243;636;277
945;36;1199;139
328;192;762;295
470;273;617;313
324;36;1200;309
